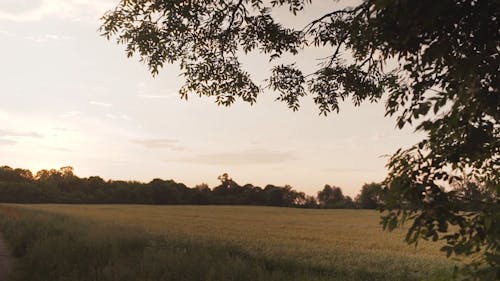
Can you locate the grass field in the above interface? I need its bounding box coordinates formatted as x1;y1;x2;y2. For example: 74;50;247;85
0;204;459;280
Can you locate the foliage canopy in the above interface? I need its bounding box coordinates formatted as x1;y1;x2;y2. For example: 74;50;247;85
355;182;383;209
101;0;499;277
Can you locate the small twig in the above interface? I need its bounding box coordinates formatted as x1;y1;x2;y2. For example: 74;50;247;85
301;2;368;34
226;0;244;34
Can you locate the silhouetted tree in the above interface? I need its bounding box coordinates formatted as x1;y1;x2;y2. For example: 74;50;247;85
217;173;232;188
192;183;211;205
317;185;351;209
300;195;318;209
355;183;383;209
150;179;183;205
264;185;297;207
0;166;33;182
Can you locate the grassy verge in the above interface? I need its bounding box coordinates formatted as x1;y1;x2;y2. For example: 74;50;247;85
0;206;453;281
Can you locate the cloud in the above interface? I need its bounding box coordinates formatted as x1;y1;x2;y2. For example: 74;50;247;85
89;101;112;107
133;138;184;151
0;129;43;138
369;134;381;142
136;82;146;89
0;29;13;36
104;113;131;121
90;85;110;95
0;0;43;14
0;0;115;22
45;146;72;152
120;114;131;121
0;29;72;43
0;27;71;43
324;167;376;173
0;129;43;146
59;111;81;118
0;138;17;145
24;33;73;43
137;94;175;99
135;83;177;99
181;149;294;166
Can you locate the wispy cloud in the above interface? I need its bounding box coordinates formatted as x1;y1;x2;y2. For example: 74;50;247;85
44;145;72;152
24;33;73;43
0;1;43;15
0;129;43;138
0;138;17;145
104;113;131;121
90;85;110;95
0;29;13;37
59;111;81;118
120;114;131;121
0;26;71;43
0;29;72;43
0;129;43;146
133;138;184;151
135;82;177;99
137;94;175;99
136;82;146;90
181;149;295;166
0;0;115;22
89;101;112;107
324;167;376;173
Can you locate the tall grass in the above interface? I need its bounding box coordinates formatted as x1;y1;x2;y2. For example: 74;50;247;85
0;205;455;281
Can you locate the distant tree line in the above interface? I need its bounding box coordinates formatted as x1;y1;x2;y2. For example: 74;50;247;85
0;165;385;209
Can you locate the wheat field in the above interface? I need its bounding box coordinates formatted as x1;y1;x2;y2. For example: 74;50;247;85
2;204;458;280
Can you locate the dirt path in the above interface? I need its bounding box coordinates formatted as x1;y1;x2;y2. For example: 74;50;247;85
0;233;12;281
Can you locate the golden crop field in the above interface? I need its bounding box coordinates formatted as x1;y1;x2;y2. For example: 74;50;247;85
6;204;458;280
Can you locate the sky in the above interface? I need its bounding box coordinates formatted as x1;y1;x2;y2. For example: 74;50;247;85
0;0;423;197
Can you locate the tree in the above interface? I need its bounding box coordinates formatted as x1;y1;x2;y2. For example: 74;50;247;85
451;179;497;213
0;166;33;182
101;0;499;277
263;184;299;207
317;185;351;209
355;182;383;209
217;173;233;189
150;178;183;205
305;195;318;208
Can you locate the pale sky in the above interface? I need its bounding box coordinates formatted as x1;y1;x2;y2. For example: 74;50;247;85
0;0;422;197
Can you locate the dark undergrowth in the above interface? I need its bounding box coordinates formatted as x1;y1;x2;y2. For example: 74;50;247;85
0;206;453;281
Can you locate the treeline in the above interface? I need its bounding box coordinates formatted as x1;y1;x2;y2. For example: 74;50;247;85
0;166;383;209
